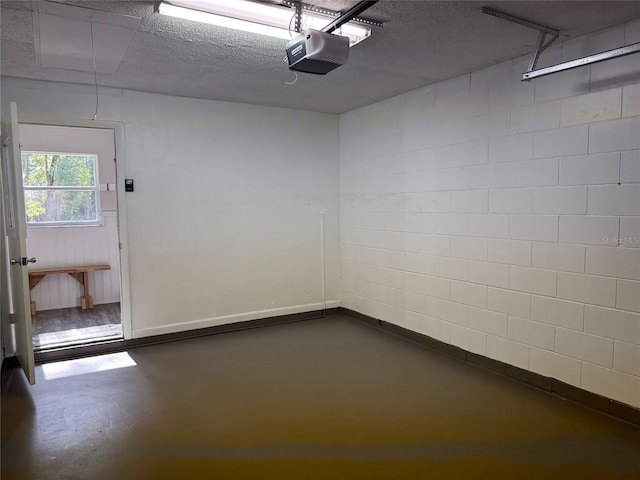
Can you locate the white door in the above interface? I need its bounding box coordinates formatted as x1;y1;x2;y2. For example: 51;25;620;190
1;102;36;385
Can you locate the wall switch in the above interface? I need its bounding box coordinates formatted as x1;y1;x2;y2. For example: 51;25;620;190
125;179;134;192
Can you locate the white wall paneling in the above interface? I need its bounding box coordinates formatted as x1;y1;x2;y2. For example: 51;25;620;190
26;213;121;310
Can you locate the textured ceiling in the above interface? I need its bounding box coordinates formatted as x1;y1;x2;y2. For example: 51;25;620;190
2;0;640;113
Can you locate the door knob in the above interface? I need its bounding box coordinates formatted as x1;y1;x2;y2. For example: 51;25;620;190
11;257;36;266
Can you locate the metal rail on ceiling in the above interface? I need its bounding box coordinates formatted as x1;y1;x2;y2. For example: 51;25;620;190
522;42;640;81
320;0;379;34
482;6;640;82
282;0;383;32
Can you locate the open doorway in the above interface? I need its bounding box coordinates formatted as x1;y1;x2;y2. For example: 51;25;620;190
19;124;122;351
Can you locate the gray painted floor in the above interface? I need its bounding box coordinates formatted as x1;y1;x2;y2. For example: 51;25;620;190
3;315;640;479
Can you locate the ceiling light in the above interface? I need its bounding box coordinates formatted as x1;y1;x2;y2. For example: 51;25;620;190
159;3;293;39
158;0;371;46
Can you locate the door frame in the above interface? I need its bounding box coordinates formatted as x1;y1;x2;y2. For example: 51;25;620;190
17;117;133;341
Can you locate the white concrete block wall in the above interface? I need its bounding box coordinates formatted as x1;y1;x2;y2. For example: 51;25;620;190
339;21;640;408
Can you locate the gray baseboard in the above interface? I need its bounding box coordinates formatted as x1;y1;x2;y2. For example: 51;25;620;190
338;307;640;427
34;307;340;364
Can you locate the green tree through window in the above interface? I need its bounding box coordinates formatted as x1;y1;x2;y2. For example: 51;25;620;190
21;152;99;225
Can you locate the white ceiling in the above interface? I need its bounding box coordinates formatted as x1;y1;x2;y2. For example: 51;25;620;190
2;0;640;113
36;1;142;73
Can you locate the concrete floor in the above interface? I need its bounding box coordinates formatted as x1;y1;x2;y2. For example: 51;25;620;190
2;315;640;479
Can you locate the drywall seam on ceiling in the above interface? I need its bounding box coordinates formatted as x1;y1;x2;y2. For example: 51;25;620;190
34;1;142;74
31;1;41;67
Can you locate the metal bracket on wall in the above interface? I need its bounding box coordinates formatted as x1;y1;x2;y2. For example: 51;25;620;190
522;42;640;81
483;6;640;81
482;7;559;80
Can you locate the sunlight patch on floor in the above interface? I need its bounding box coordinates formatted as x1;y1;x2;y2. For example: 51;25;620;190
41;351;137;380
35;324;122;349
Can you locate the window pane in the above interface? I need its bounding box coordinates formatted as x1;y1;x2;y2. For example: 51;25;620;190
25;190;98;224
22;153;96;187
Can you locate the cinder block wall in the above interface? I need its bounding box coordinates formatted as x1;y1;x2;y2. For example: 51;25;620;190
339;20;640;408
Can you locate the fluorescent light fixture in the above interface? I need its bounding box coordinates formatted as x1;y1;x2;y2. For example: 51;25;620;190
158;0;371;46
159;3;292;39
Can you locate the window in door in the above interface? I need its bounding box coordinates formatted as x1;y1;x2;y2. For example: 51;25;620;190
21;152;100;226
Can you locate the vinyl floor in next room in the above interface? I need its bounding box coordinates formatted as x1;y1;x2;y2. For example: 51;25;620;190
32;303;122;350
2;314;639;479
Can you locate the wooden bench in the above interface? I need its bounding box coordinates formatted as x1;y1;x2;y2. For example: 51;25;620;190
28;264;111;315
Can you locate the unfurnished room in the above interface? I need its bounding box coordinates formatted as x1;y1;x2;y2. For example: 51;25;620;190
1;1;640;478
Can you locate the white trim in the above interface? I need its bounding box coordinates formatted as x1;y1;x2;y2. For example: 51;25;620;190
113;124;132;341
131;300;342;339
17;118;133;341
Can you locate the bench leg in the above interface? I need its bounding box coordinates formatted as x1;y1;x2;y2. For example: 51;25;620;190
81;295;94;310
80;271;94;310
31;301;36;316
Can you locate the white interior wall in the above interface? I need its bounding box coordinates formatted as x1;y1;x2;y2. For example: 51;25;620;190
1;79;340;337
121;90;340;336
339;21;640;408
19;124;120;310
